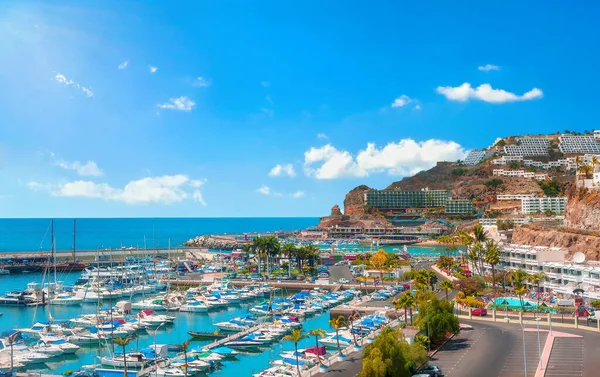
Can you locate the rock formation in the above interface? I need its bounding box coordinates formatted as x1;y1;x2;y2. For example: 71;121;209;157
565;187;600;231
511;224;600;260
343;185;371;217
183;235;248;250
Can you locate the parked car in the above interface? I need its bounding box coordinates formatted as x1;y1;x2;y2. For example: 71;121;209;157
416;364;443;377
338;278;349;284
471;308;487;316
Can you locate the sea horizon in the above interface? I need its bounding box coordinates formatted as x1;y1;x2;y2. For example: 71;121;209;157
0;217;320;253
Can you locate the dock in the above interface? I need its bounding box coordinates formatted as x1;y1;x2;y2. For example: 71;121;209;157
0;247;189;263
202;323;266;350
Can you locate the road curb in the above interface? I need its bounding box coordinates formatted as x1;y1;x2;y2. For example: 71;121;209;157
428;331;458;358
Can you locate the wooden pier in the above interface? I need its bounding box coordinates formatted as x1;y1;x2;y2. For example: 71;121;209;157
202;323;266;350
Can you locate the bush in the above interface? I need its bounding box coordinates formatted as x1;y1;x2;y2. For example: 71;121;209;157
486;178;503;188
415;297;459;344
539;179;560;197
452;168;466;177
590;299;600;309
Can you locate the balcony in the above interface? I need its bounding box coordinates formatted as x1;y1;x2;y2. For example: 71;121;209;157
583;277;600;286
525;259;539;266
562;274;582;283
509;257;523;264
544;272;559;279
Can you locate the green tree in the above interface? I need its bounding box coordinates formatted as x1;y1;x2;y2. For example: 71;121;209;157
527;272;546;312
113;336;133;377
439;280;455;301
283;329;309;376
360;327;427;377
415;297;459;344
393;292;415;325
281;243;297;277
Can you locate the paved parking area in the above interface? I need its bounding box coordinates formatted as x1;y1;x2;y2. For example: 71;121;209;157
498;331;547;377
430;328;488;376
545;337;584;377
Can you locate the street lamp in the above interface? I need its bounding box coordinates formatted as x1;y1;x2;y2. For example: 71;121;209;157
535;317;542;370
426;299;432;353
154;322;166;377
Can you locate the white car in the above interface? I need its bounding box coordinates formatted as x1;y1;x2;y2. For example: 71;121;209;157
338;278;350;284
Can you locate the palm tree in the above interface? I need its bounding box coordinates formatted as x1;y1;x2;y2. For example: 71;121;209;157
252;237;266;276
414;334;430;350
281;243;297;278
263;236;281;276
473;224;488;244
283;329;309;376
113;336;133;377
484;241;500;297
181;339;191;377
580;164;594;181
527;272;546;314
439;280;455;301
356;276;367;295
395;292;415;324
308;328;326;365
510;269;528;309
328;315;348;356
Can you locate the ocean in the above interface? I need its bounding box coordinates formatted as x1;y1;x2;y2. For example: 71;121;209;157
0;218;319;253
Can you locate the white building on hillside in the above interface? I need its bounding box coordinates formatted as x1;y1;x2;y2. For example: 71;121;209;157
497;194;536;201
492;169;548;180
463;150;491;165
520;197;567;214
559;134;600;154
504;138;550;156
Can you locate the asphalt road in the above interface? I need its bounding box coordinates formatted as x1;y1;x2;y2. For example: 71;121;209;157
433;320;600;377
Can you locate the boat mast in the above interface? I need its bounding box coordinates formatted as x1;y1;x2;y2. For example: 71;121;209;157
73;219;77;262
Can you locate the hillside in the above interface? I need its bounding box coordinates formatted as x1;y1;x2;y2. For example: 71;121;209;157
339;161;569;217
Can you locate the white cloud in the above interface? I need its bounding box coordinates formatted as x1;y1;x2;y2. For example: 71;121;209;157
157;96;196;111
149;66;158;73
39;175;206;205
256;185;271;195
194;77;210;87
261;108;274;118
54;73;93;98
304;139;467;179
478;64;499;72
27;181;45;191
118;61;129;70
304;145;366;179
261;81;270;87
266;95;274;105
290;191;304;199
436;83;543;103
269;164;295;177
317;133;328;139
53;155;104;177
415;104;422;110
391;94;413;108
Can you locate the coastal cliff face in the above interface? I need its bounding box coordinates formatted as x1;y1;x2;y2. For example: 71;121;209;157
511;225;600;260
565;187;600;231
343;185;371;217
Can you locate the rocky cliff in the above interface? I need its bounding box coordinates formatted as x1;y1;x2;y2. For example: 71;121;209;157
511;225;600;260
565;187;600;231
343;185;371;216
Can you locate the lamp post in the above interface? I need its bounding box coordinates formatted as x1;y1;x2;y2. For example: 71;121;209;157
535;317;542;370
426;299;432;353
154;322;166;377
504;273;509;321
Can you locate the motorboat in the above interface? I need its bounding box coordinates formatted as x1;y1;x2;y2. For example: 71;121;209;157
29;341;65;357
50;293;83;306
39;336;80;354
214;320;249;332
318;334;352;348
224;338;264;350
180;300;211;313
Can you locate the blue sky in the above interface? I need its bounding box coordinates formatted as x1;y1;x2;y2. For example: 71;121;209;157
1;1;598;218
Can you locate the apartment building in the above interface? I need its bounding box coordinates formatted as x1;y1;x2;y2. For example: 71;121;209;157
479;216;565;226
497;194;536;201
559;134;600;154
520;197;567;214
445;199;474;214
482;244;600;299
463;150;491;165
492;169;548;180
504;138;550;156
492;156;524;165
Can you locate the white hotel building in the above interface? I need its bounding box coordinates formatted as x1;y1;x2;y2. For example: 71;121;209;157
492;169;549;180
482;244;600;299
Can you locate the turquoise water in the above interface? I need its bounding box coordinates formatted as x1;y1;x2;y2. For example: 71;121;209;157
493;297;538;307
0;272;334;376
0;218;319;253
